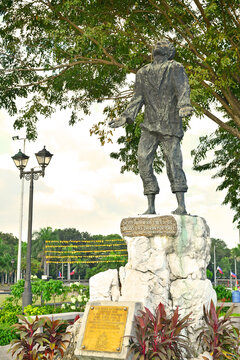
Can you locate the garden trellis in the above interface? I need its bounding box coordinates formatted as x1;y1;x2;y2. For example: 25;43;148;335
45;238;128;264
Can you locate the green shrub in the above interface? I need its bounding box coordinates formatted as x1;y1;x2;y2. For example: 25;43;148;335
10;279;25;305
0;298;21;325
24;304;63;316
214;285;232;301
0;323;19;346
206;269;213;280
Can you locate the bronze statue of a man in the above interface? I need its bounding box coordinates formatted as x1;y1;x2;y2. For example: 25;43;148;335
109;39;193;215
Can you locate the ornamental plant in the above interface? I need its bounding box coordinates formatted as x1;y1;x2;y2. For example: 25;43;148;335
10;315;47;360
63;282;89;312
42;317;69;360
197;300;240;360
9;315;69;360
128;302;191;360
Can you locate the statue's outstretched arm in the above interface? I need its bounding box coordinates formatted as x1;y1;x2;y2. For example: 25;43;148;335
109;72;144;128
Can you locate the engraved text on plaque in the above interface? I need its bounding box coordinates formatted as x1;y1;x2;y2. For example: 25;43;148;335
120;216;177;237
81;306;128;353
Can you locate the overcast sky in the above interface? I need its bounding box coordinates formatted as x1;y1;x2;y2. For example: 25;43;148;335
0;101;239;248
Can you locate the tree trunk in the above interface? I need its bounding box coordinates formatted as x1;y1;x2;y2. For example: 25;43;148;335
67;262;70;281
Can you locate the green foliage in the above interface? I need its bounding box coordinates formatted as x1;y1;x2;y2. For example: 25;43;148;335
214;285;232;301
10;279;25;304
207;238;239;278
23;305;62;316
0;323;19;346
0;0;239;149
62;283;89;312
10;279;67;306
10;315;69;360
192;128;240;228
0;232;18;281
197;300;239;359
206;269;213;280
41;279;66;304
85;252;127;279
32;227;58;275
0;298;21;325
128;302;191;360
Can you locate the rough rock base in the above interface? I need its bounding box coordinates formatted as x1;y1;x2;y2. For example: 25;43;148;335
90;215;217;357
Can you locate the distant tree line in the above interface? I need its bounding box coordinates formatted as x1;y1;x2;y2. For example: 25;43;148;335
1;229;239;285
0;228;127;285
208;238;240;282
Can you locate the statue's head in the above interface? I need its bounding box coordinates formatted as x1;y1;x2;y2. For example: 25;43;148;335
153;39;175;60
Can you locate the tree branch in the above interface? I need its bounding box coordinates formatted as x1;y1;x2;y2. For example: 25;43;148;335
175;0;205;30
0;57;119;73
201;80;236;120
192;101;240;139
192;0;211;27
42;0;127;71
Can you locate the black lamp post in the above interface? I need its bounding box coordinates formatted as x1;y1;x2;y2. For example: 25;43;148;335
12;146;53;310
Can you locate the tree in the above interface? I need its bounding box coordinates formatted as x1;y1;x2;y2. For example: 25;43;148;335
231;244;240;280
192;128;240;228
207;238;232;277
0;232;18;284
32;226;57;275
0;0;239;142
55;228;91;241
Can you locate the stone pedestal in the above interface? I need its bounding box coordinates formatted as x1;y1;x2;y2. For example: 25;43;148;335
90;214;216;355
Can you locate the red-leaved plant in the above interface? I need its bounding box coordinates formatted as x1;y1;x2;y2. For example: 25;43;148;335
42;317;69;360
197;300;240;360
128;302;192;360
9;315;70;360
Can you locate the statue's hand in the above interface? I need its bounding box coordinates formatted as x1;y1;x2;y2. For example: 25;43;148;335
109;116;127;128
179;106;193;117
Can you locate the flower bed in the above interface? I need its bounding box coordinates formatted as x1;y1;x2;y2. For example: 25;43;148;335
0;280;89;345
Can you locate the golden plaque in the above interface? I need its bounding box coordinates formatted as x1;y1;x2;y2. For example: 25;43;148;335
81;306;128;353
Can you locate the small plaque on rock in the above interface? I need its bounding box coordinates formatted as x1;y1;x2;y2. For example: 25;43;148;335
75;301;142;360
120;216;177;237
81;305;128;353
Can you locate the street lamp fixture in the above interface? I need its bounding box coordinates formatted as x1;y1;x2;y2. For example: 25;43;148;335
12;146;53;310
35;146;53;176
12;149;29;173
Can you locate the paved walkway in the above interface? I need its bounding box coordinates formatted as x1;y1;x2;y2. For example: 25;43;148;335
0;345;12;360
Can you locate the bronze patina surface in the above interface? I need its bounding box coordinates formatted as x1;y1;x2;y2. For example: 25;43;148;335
81;305;128;353
120;215;177;237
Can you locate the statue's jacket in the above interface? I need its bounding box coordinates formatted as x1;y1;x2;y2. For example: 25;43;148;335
122;60;192;138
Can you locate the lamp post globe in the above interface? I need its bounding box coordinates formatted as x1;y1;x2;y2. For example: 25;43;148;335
12;150;29;175
35;146;53;176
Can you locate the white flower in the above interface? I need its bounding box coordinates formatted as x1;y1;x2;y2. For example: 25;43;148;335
77;295;82;302
71;305;76;310
74;282;80;286
61;304;66;309
83;296;88;302
71;297;76;304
